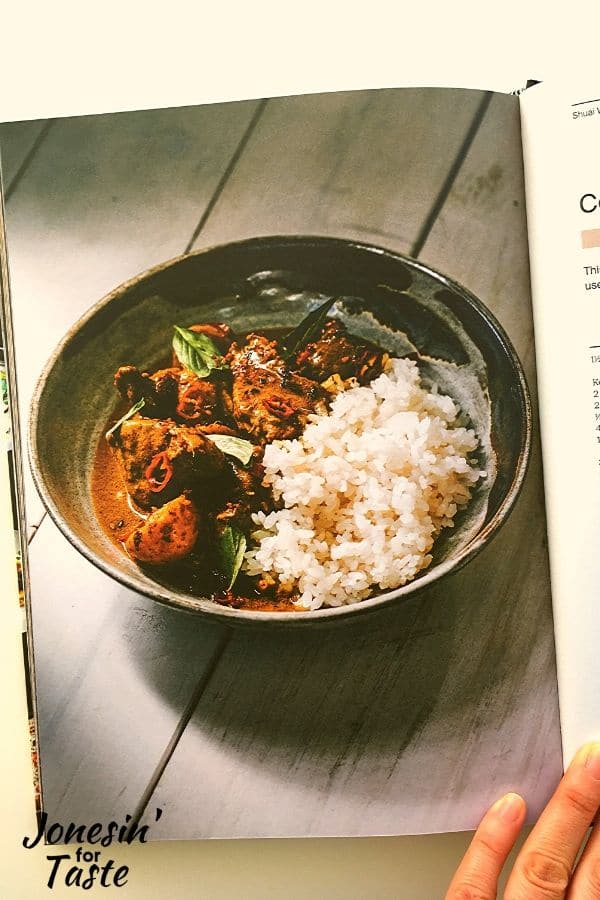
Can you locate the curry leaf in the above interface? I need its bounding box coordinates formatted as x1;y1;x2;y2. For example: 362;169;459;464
218;525;247;591
105;398;145;440
173;325;225;378
206;433;254;466
281;298;335;362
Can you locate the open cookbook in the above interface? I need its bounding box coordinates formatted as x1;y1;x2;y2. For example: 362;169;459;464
0;79;597;842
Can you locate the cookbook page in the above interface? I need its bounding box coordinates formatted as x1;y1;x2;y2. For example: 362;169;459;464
521;80;600;763
0;86;561;843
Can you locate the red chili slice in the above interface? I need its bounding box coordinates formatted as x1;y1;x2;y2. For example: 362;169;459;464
177;382;207;420
262;397;296;418
145;451;174;492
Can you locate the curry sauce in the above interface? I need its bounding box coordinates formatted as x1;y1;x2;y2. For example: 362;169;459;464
91;316;385;612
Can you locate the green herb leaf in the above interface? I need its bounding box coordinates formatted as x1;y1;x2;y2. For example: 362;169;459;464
206;433;254;466
106;398;145;440
172;325;225;378
218;525;247;591
281;298;335;362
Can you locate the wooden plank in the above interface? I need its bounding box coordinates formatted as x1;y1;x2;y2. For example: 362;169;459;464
142;89;563;839
420;92;537;369
0;120;47;189
193;88;484;252
29;515;225;823
7;100;260;820
3;100;260;531
416;88;563;803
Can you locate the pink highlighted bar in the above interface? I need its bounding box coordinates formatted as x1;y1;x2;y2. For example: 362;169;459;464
582;228;600;249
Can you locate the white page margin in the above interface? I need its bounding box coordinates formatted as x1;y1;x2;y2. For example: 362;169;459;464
521;79;600;763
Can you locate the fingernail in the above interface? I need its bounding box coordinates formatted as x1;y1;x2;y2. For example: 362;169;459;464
493;792;524;823
584;743;600;780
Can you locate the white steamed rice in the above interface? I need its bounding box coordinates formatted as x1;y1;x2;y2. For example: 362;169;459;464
244;357;485;610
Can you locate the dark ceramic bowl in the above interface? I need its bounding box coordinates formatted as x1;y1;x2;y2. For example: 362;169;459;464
29;236;531;626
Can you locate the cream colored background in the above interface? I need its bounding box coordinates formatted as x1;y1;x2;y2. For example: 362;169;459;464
0;1;597;896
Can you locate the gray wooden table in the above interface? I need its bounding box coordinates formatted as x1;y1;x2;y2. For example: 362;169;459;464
0;88;563;839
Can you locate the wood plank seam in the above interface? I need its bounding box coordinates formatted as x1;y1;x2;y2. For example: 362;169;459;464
3;120;54;201
183;99;269;253
28;518;43;545
410;92;492;258
127;628;232;829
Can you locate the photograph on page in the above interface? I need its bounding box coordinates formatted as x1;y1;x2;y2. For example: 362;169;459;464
0;86;562;841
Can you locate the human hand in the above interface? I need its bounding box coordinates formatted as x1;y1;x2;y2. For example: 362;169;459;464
446;742;600;898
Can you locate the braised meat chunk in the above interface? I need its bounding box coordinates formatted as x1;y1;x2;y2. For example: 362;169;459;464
108;416;225;509
115;365;230;425
295;319;385;384
125;494;199;564
170;369;223;424
114;365;178;418
226;333;327;443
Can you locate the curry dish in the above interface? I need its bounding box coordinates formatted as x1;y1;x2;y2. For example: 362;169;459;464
92;305;387;610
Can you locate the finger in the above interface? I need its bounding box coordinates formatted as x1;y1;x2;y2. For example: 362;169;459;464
445;792;526;900
505;742;600;900
568;817;600;898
